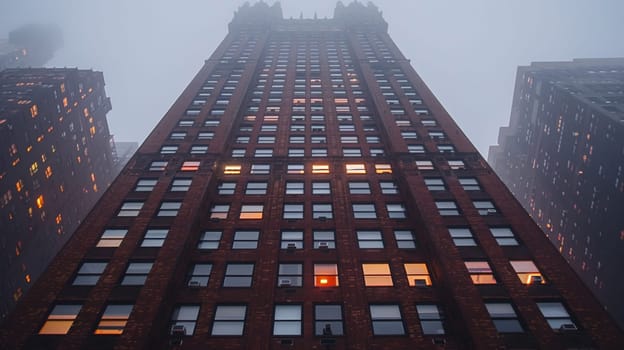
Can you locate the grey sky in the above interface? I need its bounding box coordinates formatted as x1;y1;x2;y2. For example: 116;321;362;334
1;0;623;157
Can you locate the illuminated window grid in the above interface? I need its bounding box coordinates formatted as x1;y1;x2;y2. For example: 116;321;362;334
404;263;432;286
465;261;496;284
38;304;82;334
362;263;393;286
314;264;339;287
94;304;133;335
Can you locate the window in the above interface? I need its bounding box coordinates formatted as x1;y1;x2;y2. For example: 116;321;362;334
231;149;245;158
465;261;496;284
278;264;303;287
39;304;82;334
141;229;168;247
157;202;181;217
424;178;445;191
97;229;127;248
190;145;208;154
283;203;304;219
170;131;187;140
288;148;304;157
149;161;167;171
408;145;425;154
285;181;304;195
245;182;267;195
312;164;330;174
401;131;418;139
223;264;254;287
224;165;241;175
448;228;476;246
386;204;406;219
178;119;194;127
375;164;392;174
346;163;366;174
448;160;465;170
416;304;445;335
436;201;459;216
379;181;398;194
233;230;259;248
349;182;370;194
171;305;200;336
118;202;143;217
356;230;383;248
313;204;333;219
490;227;519;246
239;205;263;220
171;178;192;192
428;131;446;140
73;262;107;285
314;264;339;287
198;231;221;249
537;302;576;330
404;263;432;286
160;145;178;154
273;305;302;336
369;305;405;335
314;231;335;249
352;204;376;219
218;182;236;195
315;305;343;336
415;160;434;170
362;263;393;286
181;161;200;171
510;260;545;284
212;305;247;336
210;204;229;219
311;148;327;157
121;262;153;285
135;179;157;192
94;305;133;335
485;303;523;333
197;131;214;140
261;124;277;132
311;136;326;144
250;164;270;174
287;164;304;174
281;231;303;249
188;263;211;287
473;200;497;215
394;230;416;248
236;136;250;144
289;135;304;144
366;136;380;143
341;136;358;144
459;177;480;191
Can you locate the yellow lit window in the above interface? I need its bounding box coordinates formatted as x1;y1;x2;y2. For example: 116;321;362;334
30;104;38;118
404;263;432;286
239;205;264;220
55;214;62;224
15;180;23;192
314;264;339;287
312;164;330;174
362;263;393;286
89;126;96;136
36;135;44;142
181;161;200;171
39;304;82;335
60;83;65;93
94;305;133;335
36;195;44;208
62;97;68;107
29;162;38;175
375;164;392;174
25;274;31;283
510;260;545;284
465;261;497;284
224;164;241;175
346;163;366;175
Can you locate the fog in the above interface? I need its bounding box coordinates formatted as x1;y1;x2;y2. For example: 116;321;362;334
1;0;623;157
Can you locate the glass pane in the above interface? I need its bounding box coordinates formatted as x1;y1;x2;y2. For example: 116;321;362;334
421;320;445;335
174;306;200;320
226;264;253;275
212;321;244;335
537;303;569;317
215;306;246;320
273;321;301;335
493;319;523;333
315;321;343;335
315;305;341;320
275;305;301;320
370;305;400;319
372;321;404;335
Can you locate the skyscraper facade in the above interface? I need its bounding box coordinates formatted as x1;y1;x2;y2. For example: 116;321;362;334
2;4;622;350
0;24;63;71
0;68;115;321
489;58;624;328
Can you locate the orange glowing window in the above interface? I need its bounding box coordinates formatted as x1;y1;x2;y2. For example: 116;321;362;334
314;264;339;287
30;104;38;118
94;305;133;335
465;261;497;284
362;263;393;286
375;164;393;174
346;163;366;175
55;214;62;224
39;304;82;335
510;260;545;285
244;115;256;121
224;164;241;175
404;263;432;286
35;195;44;208
62;97;68;107
60;83;65;93
181;161;200;171
89;126;96;136
15;180;23;192
312;164;329;174
239;205;263;220
25;274;31;283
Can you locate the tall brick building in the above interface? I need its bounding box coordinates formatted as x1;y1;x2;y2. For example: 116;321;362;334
489;58;624;329
0;68;115;321
2;3;622;349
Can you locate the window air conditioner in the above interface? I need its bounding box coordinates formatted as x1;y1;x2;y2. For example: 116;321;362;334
286;243;297;250
318;242;329;249
279;279;292;287
559;323;578;332
414;279;428;287
188;280;201;288
171;325;187;336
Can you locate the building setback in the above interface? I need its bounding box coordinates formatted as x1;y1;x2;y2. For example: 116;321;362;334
0;24;63;71
0;68;115;321
489;58;624;329
2;3;623;350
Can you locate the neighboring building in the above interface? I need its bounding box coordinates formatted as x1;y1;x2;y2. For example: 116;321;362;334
2;4;622;350
489;58;624;328
110;140;139;176
0;24;63;71
0;68;115;321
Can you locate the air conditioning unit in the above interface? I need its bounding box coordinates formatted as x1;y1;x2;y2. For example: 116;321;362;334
559;323;578;332
318;242;329;249
317;216;327;221
279;279;292;287
432;337;446;345
171;325;187;336
286;243;297;250
414;279;428;287
487;209;497;214
188;280;201;288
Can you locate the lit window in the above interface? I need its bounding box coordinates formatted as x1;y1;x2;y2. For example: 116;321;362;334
157;202;181;217
94;305;133;335
240;205;263;219
362;263;393;286
233;230;259;249
394;230;416;248
386;203;406;219
210;204;229;219
424;178;445;191
448;228;476;246
181;161;200;171
39;304;82;334
357;230;383;248
250;164;270;174
315;305;344;335
312;182;331;195
416;304;445;335
223;165;241;175
448;160;465;170
313;204;333;219
255;149;273;157
375;164;392;174
135;179;157;192
415;160;434;170
141;229;168;247
490;227;519;246
121;262;153;285
485;303;524;333
223;264;254;287
198;231;221;249
349;182;370;194
273;305;302;336
278;264;303;287
404;263;432;286
283;204;304;219
170;305;200;336
537;302;576;330
212;305;247;336
465;261;496;284
73;262;107;285
369;305;404;335
187;263;212;287
436;201;459;216
473;200;497;215
510;260;545;285
314;264;339;287
97;229;127;248
312;164;329;174
281;231;303;249
459;177;480;191
287;164;305;174
346;163;366;174
160;145;178;154
117;202;143;217
314;231;335;249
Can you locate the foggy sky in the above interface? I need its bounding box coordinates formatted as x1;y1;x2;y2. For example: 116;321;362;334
1;0;623;157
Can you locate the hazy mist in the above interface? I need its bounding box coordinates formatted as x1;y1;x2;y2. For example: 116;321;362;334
1;0;623;157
